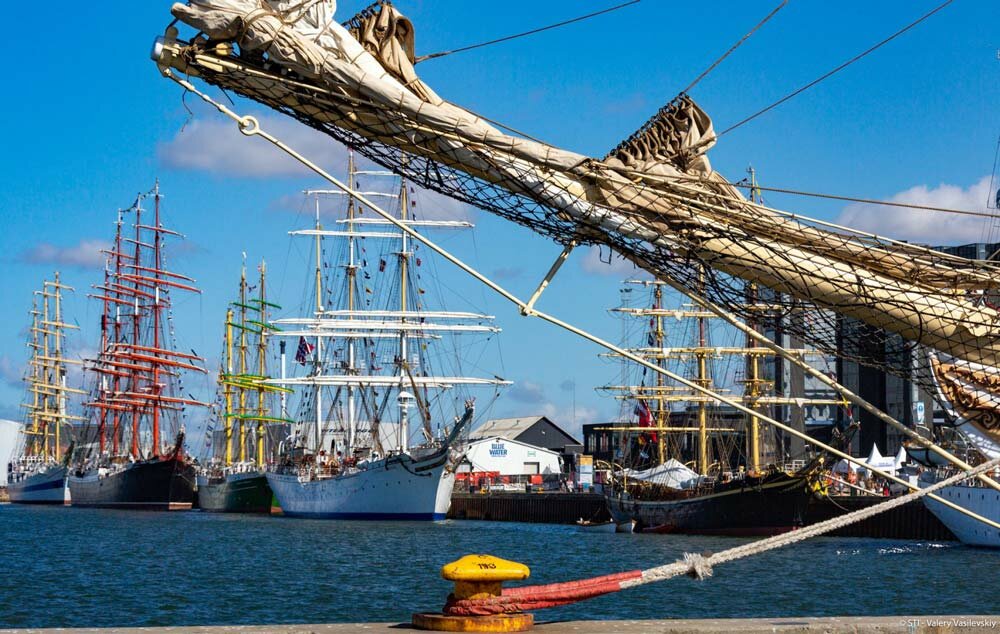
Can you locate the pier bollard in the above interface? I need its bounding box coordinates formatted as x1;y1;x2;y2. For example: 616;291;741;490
412;554;534;632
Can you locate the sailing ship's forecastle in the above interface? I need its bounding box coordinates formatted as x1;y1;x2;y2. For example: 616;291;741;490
267;451;455;520
7;466;70;505
923;481;1000;547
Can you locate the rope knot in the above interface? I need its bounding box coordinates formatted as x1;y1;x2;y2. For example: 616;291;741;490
682;552;714;580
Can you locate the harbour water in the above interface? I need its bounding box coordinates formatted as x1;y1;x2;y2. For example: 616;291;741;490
1;505;997;629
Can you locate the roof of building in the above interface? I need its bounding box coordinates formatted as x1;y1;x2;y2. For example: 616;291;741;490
471;416;581;447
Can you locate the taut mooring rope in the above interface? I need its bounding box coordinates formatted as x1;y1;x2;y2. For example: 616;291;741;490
443;456;1000;615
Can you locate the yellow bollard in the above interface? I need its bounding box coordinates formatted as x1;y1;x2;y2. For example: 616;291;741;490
412;555;534;632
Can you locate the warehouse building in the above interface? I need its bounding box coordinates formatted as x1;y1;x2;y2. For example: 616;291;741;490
460;436;562;476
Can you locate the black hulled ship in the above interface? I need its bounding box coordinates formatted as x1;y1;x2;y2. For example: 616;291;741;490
69;184;209;511
599;262;838;535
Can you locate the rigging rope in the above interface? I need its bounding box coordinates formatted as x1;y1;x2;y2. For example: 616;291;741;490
719;0;955;137
680;0;788;95
444;456;1000;616
717;179;1000;221
415;1;641;63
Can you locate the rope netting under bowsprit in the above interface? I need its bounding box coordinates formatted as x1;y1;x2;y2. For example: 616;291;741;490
158;1;1000;435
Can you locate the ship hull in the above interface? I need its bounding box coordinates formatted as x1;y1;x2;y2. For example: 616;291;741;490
267;452;455;520
607;474;811;536
68;457;195;511
8;466;70;505
197;471;273;514
922;482;1000;547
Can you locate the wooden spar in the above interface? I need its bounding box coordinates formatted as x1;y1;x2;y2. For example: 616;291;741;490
125;262;195;282
119;392;210;408
112;343;203;361
92;357;178;375
135;223;182;237
100;282;158;301
122;237;155;250
100;247;136;261
118;272;201;294
111;351;207;374
89;293;141;308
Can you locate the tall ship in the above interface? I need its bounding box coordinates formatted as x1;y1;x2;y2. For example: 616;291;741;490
69;184;209;510
915;351;1000;547
8;274;83;504
264;156;509;520
602;272;842;535
197;260;289;513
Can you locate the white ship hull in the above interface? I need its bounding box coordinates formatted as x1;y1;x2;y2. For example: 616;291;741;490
267;451;455;520
923;482;1000;547
8;465;70;505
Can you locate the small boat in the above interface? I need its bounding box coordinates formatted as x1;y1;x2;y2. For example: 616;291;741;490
615;519;636;533
575;518;616;533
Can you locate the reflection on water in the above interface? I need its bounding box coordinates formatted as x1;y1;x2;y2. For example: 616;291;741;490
0;505;997;628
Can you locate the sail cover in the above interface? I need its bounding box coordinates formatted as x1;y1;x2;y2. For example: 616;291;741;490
157;1;1000;452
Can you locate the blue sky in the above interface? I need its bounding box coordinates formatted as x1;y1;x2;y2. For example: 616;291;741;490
0;1;996;441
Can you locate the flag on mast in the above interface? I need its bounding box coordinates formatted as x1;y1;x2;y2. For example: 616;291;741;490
295;336;315;365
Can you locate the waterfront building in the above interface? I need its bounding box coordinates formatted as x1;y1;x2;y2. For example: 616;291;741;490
0;419;19;487
460;436;562;477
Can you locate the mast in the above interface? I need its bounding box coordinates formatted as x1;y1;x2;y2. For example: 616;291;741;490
346;152;357;456
224;307;235;466
84;185;209;467
398;180;410;453
42;284;51;458
314;193;323;455
256;261;268;467
696;271;709;475
152;184;163;457
21;275;82;464
52;273;64;461
26;297;40;458
745;167;764;474
238;261;249;463
275;173;508;466
653;284;666;465
130;197;143;460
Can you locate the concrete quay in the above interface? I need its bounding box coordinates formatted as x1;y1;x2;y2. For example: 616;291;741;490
4;617;1000;634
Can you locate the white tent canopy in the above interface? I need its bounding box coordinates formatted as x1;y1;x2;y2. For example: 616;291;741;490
833;445;907;476
624;459;700;489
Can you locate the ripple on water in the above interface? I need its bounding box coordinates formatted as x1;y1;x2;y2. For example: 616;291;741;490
1;506;998;627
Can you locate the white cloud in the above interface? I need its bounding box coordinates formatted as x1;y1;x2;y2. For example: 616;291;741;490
160;113;479;221
508;380;546;405
836;175;996;244
0;355;22;389
158;114;350;178
21;239;109;269
409;185;477;223
539;402;599;441
491;267;522;281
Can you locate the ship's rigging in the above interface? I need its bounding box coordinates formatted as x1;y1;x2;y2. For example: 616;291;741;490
152;0;1000;529
80;184;209;464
